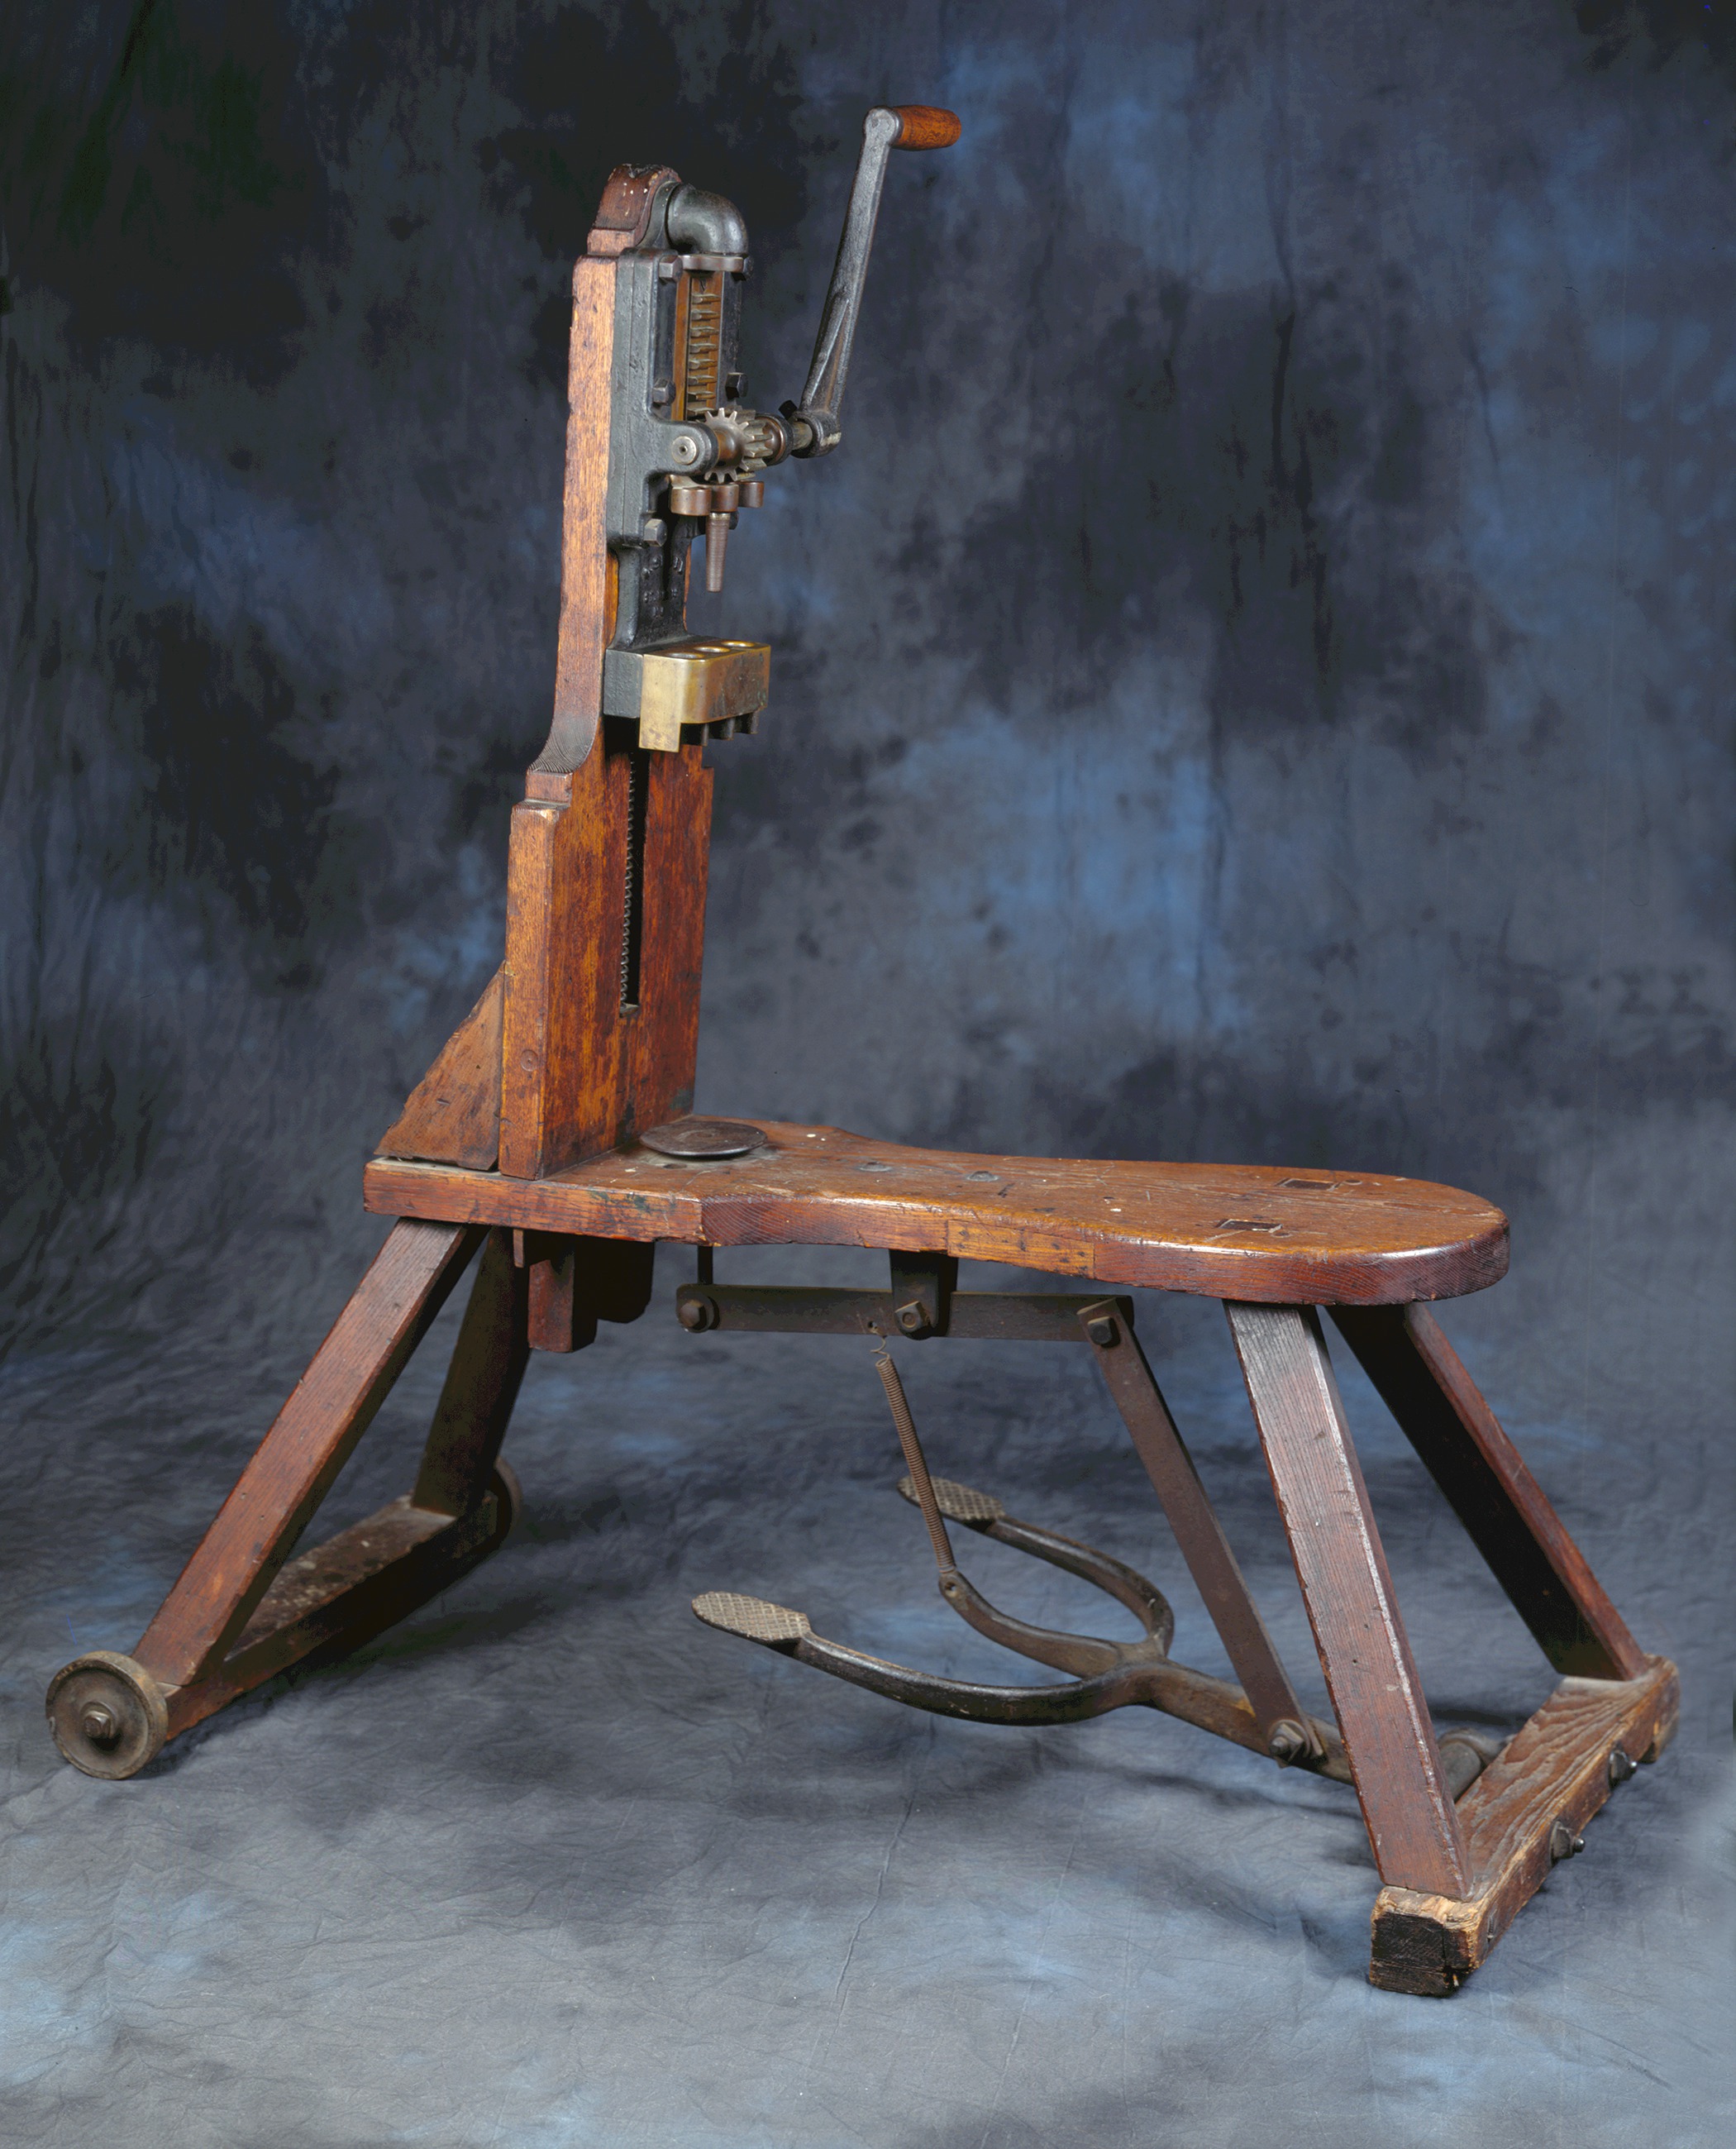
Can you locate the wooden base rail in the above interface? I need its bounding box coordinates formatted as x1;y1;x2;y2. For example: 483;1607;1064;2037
1371;1658;1677;1994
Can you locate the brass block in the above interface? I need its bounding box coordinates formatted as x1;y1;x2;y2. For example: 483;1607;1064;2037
602;638;770;752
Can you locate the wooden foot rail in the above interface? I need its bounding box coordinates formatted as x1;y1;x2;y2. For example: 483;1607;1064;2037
1371;1656;1677;1994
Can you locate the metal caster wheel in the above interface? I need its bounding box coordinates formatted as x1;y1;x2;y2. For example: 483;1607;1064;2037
46;1650;169;1780
486;1459;522;1545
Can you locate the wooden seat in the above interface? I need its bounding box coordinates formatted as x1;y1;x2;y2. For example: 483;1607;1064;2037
363;1118;1509;1307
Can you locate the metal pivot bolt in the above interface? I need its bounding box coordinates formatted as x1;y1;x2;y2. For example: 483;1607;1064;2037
1608;1747;1638;1787
679;1295;718;1332
1267;1717;1311;1766
1548;1818;1586;1863
1084;1313;1119;1348
895;1299;931;1336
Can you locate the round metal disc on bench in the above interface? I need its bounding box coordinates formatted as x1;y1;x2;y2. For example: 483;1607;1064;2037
638;1117;763;1159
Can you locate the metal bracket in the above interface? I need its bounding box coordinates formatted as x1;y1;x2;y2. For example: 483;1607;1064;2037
675;1279;1134;1342
602;638;770;751
887;1250;956;1338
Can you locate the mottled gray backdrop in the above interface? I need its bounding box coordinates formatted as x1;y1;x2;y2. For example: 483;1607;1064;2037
2;3;1731;2144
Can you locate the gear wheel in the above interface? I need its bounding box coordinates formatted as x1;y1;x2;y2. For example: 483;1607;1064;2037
701;406;783;475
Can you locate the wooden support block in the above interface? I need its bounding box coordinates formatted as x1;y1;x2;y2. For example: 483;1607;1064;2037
499;739;713;1181
375;967;504;1169
526;1234;658;1350
1369;1655;1679;1994
526;1235;599;1354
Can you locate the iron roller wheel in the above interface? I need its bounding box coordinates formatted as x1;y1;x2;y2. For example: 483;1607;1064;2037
46;1650;169;1780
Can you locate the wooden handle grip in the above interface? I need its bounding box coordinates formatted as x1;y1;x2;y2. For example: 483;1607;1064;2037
889;105;961;150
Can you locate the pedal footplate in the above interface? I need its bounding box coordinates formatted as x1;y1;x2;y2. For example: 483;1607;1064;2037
895;1473;1006;1525
692;1592;812;1646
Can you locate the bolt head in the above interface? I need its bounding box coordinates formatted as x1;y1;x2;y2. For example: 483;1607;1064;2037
80;1704;121;1747
1085;1314;1118;1348
895;1301;928;1335
1548;1818;1586;1863
1608;1746;1638;1787
678;1297;715;1332
1266;1718;1309;1765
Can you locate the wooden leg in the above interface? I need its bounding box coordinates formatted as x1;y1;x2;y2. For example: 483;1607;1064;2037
415;1230;532;1511
45;1218;535;1779
1328;1305;1646;1680
1225;1302;1470;1901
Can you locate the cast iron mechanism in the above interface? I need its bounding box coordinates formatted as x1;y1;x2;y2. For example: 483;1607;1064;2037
595;104;960;747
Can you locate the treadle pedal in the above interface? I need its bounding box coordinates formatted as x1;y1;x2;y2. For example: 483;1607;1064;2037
692;1592;813;1644
895;1473;1006;1525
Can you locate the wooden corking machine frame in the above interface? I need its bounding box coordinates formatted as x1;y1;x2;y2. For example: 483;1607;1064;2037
46;104;1676;1997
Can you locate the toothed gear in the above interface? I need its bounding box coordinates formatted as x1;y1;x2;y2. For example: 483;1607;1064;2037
703;406;780;474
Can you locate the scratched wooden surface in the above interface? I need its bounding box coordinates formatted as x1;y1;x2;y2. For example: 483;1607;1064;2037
538;252;618;776
365;1116;1509;1304
498;738;713;1181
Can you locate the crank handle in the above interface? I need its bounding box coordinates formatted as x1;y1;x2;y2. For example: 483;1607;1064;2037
785;104;961;457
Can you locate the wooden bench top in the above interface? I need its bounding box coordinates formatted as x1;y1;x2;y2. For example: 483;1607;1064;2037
364;1118;1507;1306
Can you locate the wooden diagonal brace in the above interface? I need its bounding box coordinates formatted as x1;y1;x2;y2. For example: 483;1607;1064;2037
1329;1305;1645;1680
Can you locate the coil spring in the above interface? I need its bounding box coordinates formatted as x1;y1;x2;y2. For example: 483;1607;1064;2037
683;273;722;418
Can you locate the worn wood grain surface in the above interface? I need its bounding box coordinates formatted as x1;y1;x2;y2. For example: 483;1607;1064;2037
164;1487;512;1741
537;253;618;776
499;738;713;1181
367;1119;1509;1304
1368;1655;1679;1994
376;967;504;1168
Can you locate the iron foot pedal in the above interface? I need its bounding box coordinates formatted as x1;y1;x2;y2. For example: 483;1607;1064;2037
693;1592;812;1646
691;1474;1356;1771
